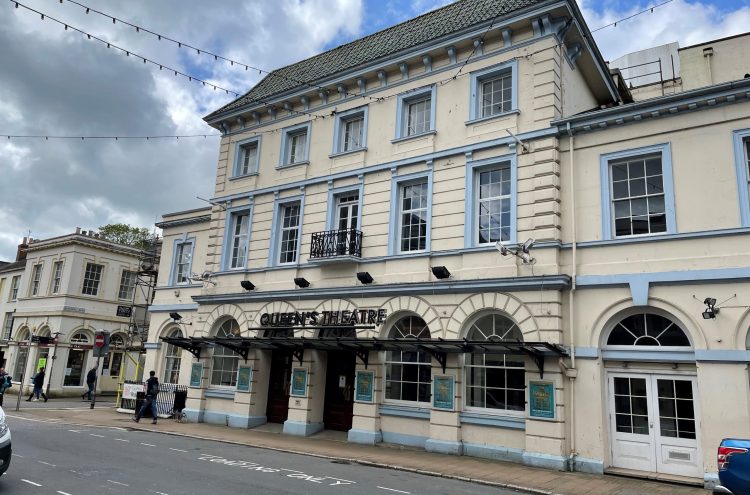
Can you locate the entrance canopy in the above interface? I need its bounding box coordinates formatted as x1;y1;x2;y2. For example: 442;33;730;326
161;336;568;377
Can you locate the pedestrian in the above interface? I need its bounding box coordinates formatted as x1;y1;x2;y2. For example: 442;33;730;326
133;370;159;425
82;364;98;400
26;367;48;402
0;368;12;407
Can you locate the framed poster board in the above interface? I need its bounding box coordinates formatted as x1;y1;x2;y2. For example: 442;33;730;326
189;363;203;388
529;381;555;419
433;375;455;410
236;366;252;393
290;367;308;397
355;370;374;403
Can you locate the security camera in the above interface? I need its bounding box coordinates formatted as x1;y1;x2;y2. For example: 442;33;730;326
495;240;510;256
521;238;535;253
703;297;716;306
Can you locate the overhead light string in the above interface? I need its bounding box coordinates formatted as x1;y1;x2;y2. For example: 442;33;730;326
590;0;675;33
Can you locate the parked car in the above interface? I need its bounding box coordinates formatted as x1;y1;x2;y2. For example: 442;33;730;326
715;439;750;494
0;406;10;476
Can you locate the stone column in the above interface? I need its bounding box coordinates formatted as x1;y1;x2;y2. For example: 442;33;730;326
426;354;463;455
348;350;383;445
283;349;325;436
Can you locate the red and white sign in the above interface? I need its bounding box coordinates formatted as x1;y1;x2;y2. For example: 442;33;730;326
94;334;105;348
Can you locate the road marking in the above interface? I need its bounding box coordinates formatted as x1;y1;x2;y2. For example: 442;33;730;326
169;448;188;453
107;480;129;487
38;461;57;467
12;453;24;458
140;442;156;447
150;491;170;495
68;429;84;433
57;492;73;495
115;438;130;442
22;479;43;486
377;488;410;494
89;433;105;438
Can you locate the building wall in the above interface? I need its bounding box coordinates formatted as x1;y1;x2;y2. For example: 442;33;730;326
680;33;750;91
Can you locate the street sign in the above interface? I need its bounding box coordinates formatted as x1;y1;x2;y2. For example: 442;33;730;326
95;334;105;347
116;305;133;318
93;331;110;357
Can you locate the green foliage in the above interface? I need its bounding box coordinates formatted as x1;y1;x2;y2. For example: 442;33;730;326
98;223;151;249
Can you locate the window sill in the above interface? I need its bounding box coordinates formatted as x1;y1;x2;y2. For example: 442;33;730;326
205;388;236;400
460;411;525;429
465;109;520;125
329;148;367;159
391;130;436;144
276;160;310;170
229;172;259;181
379;403;431;420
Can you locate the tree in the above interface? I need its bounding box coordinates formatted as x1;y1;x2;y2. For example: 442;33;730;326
98;223;152;250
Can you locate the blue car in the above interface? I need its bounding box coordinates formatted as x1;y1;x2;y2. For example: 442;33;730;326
715;439;750;495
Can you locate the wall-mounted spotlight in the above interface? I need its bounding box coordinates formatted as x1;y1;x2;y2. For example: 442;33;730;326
240;280;255;291
356;272;374;284
496;238;536;264
294;277;310;288
431;266;451;279
169;312;182;321
702;297;719;319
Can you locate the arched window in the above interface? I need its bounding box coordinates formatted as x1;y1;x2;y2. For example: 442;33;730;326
71;332;89;343
110;334;125;349
211;319;241;387
606;313;690;347
163;328;183;384
107;334;126;378
465;313;525;411
65;332;90;386
385;316;431;403
13;329;30;380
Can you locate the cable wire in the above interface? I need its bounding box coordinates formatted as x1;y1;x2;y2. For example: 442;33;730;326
590;0;675;33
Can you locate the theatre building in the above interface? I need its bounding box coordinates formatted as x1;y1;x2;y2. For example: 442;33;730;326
144;0;750;486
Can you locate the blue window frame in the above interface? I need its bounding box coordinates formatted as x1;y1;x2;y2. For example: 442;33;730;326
733;128;750;227
222;206;253;270
468;60;518;123
600;143;676;239
326;184;364;231
169;237;195;285
388;170;433;255
464;154;517;248
279;122;311;168
269;196;305;266
394;86;436;141
232;136;261;177
332;106;368;156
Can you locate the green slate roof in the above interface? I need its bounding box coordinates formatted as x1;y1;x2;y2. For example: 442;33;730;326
206;0;547;120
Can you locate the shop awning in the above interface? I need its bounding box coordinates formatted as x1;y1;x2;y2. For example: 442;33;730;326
161;336;568;377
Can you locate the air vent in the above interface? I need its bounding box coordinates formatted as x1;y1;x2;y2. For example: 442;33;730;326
669;451;691;461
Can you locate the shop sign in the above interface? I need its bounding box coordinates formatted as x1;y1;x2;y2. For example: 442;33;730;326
37;357;47;371
122;382;141;400
189;363;203;388
529;381;555;419
354;370;374;403
290;367;308;397
259;309;387;328
236;366;252;393
71;344;93;350
433;375;455;410
116;305;133;318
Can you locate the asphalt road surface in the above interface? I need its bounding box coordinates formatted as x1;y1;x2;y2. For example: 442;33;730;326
2;414;522;495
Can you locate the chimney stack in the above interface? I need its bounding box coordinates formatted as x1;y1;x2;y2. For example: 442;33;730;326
75;227;81;234
16;238;29;262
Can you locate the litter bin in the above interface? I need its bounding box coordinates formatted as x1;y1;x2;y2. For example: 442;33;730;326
173;390;187;415
134;391;152;418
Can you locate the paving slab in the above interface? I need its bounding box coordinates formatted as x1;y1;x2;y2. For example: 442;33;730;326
6;406;707;495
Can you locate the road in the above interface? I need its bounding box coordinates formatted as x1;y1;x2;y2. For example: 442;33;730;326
2;414;522;495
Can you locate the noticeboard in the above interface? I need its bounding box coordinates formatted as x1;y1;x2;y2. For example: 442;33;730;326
189;363;203;388
236;366;252;393
529;381;555;419
433;375;455;410
354;370;374;403
290;368;308;397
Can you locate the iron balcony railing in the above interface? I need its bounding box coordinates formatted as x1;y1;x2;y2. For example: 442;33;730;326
310;228;362;259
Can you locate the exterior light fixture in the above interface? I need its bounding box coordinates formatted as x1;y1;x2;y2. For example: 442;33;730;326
702;297;719;319
431;266;451;279
356;272;374;284
240;280;255;291
294;277;310;288
169;312;182;321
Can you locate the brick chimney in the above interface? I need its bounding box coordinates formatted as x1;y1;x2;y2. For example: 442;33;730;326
16;237;29;262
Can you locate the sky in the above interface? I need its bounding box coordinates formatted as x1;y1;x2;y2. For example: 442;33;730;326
1;0;749;261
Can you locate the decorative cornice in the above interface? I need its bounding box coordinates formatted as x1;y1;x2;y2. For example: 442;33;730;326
25;234;145;257
192;275;571;305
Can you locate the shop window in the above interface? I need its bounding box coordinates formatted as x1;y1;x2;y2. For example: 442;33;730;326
607;313;690;347
64;332;89;386
13;329;30;379
465;313;525;412
384;316;432;404
163;328;183;384
211;319;241;387
106;334;125;378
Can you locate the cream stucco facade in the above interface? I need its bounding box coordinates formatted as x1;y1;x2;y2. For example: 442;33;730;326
144;0;750;488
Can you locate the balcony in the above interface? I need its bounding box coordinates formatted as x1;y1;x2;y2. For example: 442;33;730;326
310;228;362;262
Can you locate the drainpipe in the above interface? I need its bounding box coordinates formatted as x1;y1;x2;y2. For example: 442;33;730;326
567;121;578;469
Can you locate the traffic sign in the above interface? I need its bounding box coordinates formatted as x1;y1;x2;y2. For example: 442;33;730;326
93;331;110;357
95;334;105;347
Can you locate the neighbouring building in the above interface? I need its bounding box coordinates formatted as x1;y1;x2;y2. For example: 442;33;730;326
143;0;750;487
0;230;158;397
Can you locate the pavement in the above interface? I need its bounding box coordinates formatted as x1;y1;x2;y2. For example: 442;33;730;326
7;403;708;495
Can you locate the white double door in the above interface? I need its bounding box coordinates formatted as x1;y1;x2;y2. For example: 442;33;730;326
608;372;702;478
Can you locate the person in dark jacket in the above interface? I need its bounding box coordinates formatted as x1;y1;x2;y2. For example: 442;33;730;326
0;368;12;407
26;367;47;402
82;365;97;400
133;370;159;425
